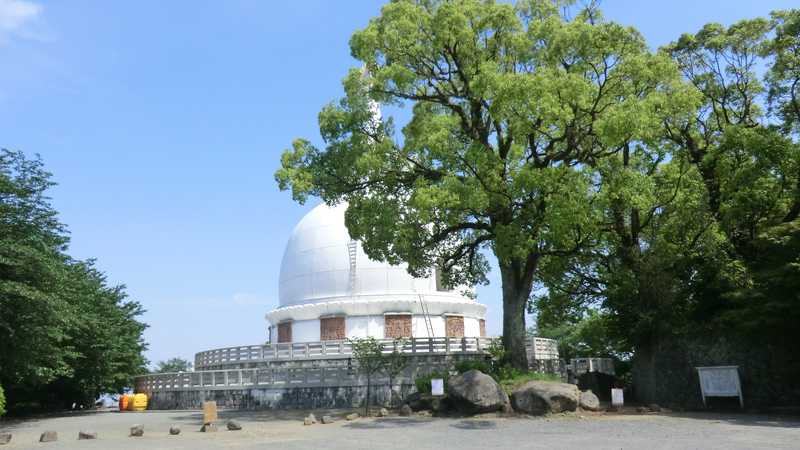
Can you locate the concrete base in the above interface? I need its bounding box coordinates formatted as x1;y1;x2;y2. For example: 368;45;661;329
147;383;415;410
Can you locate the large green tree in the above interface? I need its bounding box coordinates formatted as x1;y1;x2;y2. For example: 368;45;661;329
276;0;689;369
0;149;148;412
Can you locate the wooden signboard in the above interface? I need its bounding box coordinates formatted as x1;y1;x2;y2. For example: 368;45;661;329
203;401;218;424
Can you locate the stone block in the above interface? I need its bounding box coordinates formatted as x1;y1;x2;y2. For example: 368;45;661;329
0;433;11;445
321;415;335;424
226;420;242;431
40;431;58;442
129;425;144;437
399;404;413;416
169;426;181;435
78;431;97;440
201;423;218;432
345;413;359;421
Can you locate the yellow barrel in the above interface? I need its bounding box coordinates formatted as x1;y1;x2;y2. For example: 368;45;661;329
131;393;148;411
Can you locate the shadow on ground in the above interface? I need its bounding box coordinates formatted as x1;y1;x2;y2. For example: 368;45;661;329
449;420;497;430
660;412;800;429
343;417;432;429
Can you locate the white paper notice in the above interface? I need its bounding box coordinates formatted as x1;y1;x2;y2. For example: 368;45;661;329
611;388;624;406
431;378;444;396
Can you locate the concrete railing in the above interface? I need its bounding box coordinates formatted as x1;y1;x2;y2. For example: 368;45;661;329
193;336;559;370
194;337;502;370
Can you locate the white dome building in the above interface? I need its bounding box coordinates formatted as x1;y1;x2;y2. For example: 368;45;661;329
266;203;487;343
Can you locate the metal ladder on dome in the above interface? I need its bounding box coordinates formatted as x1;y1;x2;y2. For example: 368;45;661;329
418;294;434;338
347;239;358;293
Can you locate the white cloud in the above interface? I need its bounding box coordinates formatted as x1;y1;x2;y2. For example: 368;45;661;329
0;0;42;41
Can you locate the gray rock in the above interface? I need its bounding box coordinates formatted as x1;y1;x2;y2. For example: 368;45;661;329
378;408;389;417
169;426;181;435
0;433;11;445
129;424;144;437
201;423;218;432
321;415;336;424
40;431;58;442
345;413;359;421
511;381;580;415
226;420;242;431
416;410;432;417
303;413;317;425
648;403;662;412
78;431;97;440
399;404;413;416
579;390;601;411
447;369;509;414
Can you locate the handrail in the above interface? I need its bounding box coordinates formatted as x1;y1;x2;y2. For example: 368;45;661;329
193;336;497;369
193;336;559;370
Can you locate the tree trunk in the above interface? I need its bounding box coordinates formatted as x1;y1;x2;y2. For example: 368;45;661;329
499;257;537;371
365;374;371;416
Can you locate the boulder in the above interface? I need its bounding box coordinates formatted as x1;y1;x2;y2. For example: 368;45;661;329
378;408;389;417
201;423;218;432
321;415;335;424
399;404;413;416
510;381;579;415
226;420;242;431
345;413;359;421
129;425;144;437
447;370;509;414
169;426;181;435
78;431;97;440
303;413;317;425
648;403;662;412
0;433;11;445
416;410;432;417
579;390;601;411
40;431;58;442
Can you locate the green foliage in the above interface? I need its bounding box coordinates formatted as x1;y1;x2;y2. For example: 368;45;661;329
453;358;492;375
275;0;692;370
0;149;148;413
497;371;561;394
348;337;408;413
154;358;193;373
414;370;449;395
0;385;5;417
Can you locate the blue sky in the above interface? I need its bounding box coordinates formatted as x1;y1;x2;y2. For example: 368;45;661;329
2;0;796;367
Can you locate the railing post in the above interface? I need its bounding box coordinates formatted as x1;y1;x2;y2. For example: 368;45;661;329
212;372;216;386
445;337;450;354
461;337;466;353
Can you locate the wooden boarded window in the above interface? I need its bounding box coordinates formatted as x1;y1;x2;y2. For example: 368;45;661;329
479;319;486;337
320;316;346;341
384;314;412;339
277;322;292;343
446;316;465;337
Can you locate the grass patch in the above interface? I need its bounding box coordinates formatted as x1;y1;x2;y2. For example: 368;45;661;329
499;371;561;394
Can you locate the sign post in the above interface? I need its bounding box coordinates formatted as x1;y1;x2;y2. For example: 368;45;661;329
696;366;743;408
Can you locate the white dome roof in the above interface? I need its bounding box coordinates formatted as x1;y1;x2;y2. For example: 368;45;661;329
278;203;463;307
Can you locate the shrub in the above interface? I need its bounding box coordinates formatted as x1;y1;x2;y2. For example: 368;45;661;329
453;358;492;375
0;384;6;417
414;370;449;395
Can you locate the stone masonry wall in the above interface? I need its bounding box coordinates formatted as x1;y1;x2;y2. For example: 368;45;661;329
445;316;464;337
384;315;412;338
320;317;345;341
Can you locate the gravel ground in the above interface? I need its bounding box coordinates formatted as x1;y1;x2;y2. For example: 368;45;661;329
1;408;798;450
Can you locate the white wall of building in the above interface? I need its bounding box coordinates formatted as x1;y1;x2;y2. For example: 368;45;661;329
464;317;481;337
346;316;385;339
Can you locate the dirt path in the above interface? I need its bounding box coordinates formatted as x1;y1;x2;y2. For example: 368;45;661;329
1;409;798;449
